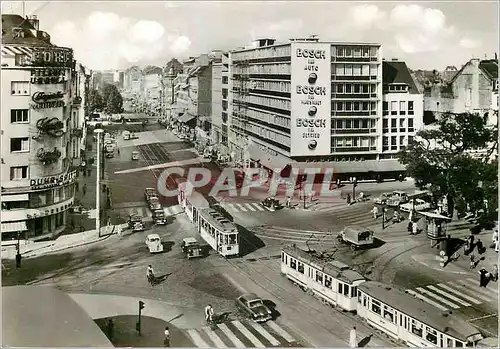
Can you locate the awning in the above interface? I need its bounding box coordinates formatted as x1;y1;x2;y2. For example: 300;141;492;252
1;221;28;233
291;160;406;173
247;144;290;172
2;194;29;202
178;113;196;123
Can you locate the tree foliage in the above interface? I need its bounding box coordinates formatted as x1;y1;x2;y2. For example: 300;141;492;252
89;88;104;112
399;111;498;224
102;83;124;114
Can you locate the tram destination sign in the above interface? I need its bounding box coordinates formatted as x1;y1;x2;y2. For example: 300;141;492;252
27;47;74;68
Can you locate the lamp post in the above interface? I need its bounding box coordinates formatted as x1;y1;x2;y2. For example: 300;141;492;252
94;128;104;237
382;205;386;229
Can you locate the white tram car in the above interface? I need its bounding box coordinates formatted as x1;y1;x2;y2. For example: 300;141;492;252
281;244;365;311
178;183;239;257
281;245;483;348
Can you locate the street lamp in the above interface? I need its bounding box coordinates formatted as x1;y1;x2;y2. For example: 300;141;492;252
382;204;386;229
94;128;104;237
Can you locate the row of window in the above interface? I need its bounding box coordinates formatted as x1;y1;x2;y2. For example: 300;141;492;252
245;108;291;128
382;118;414;130
383;101;416;114
234;120;291;146
383;135;414;146
232;45;292;61
234;63;292;75
334;137;376;148
11;109;29;123
334;119;376;129
384;84;409;93
252;80;291;93
335;46;378;58
335;83;377;94
334;64;378;77
237;95;291;110
334;101;378;112
284;254;357;297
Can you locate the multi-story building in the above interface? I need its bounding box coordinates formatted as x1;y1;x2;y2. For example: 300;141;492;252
68;63;90;165
142;66;163;116
211;51;230;153
228;37;408;176
123;66;142;95
1;14;80;240
381;59;424;159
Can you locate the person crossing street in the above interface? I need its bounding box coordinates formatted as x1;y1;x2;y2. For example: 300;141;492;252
147;264;155;286
204;304;214;323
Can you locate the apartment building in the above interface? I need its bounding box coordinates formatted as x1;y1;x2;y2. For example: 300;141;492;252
123;66;142;94
228;37;406;176
210;51;230;153
381;59;424;160
1;14;81;240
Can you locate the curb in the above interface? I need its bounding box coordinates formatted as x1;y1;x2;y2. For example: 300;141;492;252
411;255;472;275
24;233;113;258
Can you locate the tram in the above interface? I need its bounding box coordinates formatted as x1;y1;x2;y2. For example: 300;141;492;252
280;244;483;347
178;182;240;257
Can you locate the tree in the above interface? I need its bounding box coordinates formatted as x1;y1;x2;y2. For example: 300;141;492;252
89;89;104;112
399;111;498;225
102;83;124;114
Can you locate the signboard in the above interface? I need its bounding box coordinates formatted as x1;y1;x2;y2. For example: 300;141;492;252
30;91;65;110
30;170;77;190
290;42;331;156
27;47;74;68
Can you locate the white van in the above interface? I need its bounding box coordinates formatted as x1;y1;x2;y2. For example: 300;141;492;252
122;130;131;140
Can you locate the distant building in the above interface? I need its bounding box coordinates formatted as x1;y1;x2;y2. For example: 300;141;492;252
123;66;142;94
211;51;230;154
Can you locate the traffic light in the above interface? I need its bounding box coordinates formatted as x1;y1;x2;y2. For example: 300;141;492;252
139;301;145;310
353;178;358;188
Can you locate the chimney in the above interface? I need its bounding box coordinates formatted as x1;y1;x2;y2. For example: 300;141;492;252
28;15;39;30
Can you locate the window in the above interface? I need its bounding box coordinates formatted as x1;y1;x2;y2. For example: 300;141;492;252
408;101;414;115
281;252;285;262
345;84;352;93
337;84;344;93
383;119;388;131
10;137;29;152
362;120;368;128
343;284;349;296
351;286;357;297
408;118;414;132
353;64;361;76
353;102;360;111
369;47;378;57
362;102;369;111
297;261;304;274
371;299;381;314
362;64;370;76
345;102;352;111
337;102;343;111
411;320;423;337
336;64;345;76
346;120;352;129
383;101;389;115
426;327;438;344
400;136;405;145
315;271;323;284
11;109;28;123
399;101;406;115
390;101;398;115
354;48;361;57
391;119;397;128
290;258;297;270
408;136;414;144
10;166;28;180
345;48;352;57
391;136;397;146
465;88;472;107
353;120;360;128
383;306;394;322
336;120;343;128
354;84;360;93
11;81;29;95
362;84;369;93
345;64;353;76
338;282;343;293
337;47;344;56
324;276;332;288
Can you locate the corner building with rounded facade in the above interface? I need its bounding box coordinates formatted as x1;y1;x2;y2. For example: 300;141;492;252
1;14;82;240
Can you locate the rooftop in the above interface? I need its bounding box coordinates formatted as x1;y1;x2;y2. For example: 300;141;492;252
3;286;113;347
479;59;498;81
1;14;52;46
382;60;420;94
230;40;381;53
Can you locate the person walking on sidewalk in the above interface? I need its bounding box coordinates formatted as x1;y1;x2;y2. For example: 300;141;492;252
372;206;379;220
82;184;87;196
286;196;291;208
163;326;170;347
469;253;476;269
412;221;418;235
147;264;155;286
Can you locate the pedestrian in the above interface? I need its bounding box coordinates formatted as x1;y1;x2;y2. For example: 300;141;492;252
107;319;114;340
476;239;484;254
469;253;476;269
117;148;120;155
164;326;170;347
204;304;214;323
83;184;87;196
372;206;379;219
412;221;418;235
117;224;122;238
491;264;499;282
147;264;155;286
349;326;357;348
346;193;351;204
479;268;488;287
15;252;22;268
286;196;291;208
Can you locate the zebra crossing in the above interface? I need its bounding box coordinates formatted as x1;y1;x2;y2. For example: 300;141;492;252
185;319;298;348
405;278;499;312
221;202;274;213
118;204;184;220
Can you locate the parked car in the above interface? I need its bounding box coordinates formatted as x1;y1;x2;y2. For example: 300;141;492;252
152;209;166;225
128;215;145;232
400;198;431;212
181;237;199;254
145;234;164;253
374;191;409;206
235;294;272;323
149;197;162;211
144;188;158;201
131;151;140;160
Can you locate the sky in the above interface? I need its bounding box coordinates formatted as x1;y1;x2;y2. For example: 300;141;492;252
2;1;498;71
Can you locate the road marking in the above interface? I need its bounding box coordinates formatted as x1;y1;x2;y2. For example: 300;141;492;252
466;278;498;294
416;287;460;309
447;281;493;303
253;203;265;211
202;327;227;348
436;283;482;304
218;323;245;348
460;279;498;298
232;320;265;348
254;234;336;244
245;203;257;212
248;321;280;346
267;321;294;342
427;285;471;307
467;313;498;322
226;203;237;211
187;329;210;348
405;289;449;311
263;205;274;211
236;204;248;212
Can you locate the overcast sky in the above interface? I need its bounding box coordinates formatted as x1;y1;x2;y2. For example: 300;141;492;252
2;1;498;71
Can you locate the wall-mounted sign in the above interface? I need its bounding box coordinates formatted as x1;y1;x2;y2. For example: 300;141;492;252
26;47;74;68
30;91;65;110
30;170;77;190
290;42;331;156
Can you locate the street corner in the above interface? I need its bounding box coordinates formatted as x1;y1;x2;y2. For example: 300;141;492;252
411;253;473;275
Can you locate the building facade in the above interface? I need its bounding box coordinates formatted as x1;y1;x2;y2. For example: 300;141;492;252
1;14;81;240
211;52;230;152
123;66;142;95
228;38;391;172
381;60;424;159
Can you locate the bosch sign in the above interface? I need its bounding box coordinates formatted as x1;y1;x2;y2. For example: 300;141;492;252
296;119;327;128
296;49;327;60
296;86;327;95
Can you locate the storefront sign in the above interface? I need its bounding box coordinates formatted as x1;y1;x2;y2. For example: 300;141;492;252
30;91;65;110
30;170;77;190
290;42;331;156
27;47;74;68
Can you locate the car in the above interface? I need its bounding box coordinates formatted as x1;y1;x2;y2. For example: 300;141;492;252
149;197;162;210
144;188;158;201
235;294;272;323
145;234;164;253
374;191;409;206
181;237;198;253
262;197;279;209
400;198;432;212
105;152;114;159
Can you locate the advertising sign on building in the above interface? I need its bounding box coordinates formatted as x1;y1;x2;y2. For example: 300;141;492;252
27;47;74;68
290;42;331;156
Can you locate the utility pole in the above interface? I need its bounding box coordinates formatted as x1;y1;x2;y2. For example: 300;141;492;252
136;301;145;335
94;129;104;237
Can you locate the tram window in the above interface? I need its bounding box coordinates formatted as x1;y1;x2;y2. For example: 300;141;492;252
285;255;288;265
281;252;284;262
363;295;367;307
351;286;357;297
371;299;381;315
456;341;464;347
446;338;453;347
357;291;361;303
315;271;323;284
343;285;349;296
411;320;423;337
383;306;394;322
338;282;343;293
297;262;304;274
404;316;407;330
324;276;332;288
290;258;297;270
229;234;237;244
425;327;438;345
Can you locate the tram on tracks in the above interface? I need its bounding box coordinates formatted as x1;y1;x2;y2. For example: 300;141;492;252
281;244;483;347
178;182;240;257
